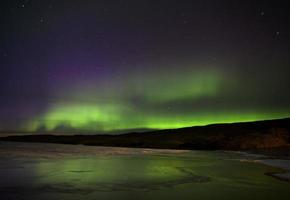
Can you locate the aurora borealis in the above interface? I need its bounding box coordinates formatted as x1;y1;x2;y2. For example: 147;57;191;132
1;0;290;133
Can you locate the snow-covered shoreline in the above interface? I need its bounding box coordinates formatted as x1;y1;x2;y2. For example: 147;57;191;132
232;151;290;182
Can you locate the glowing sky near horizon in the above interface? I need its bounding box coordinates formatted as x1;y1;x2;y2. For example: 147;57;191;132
1;1;290;133
25;68;290;132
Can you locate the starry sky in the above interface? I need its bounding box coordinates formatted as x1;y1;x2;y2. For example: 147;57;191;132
1;0;290;133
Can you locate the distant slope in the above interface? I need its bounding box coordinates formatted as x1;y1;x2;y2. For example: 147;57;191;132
1;118;290;150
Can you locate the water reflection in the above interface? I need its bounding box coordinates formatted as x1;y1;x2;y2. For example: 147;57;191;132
0;143;290;200
36;156;211;191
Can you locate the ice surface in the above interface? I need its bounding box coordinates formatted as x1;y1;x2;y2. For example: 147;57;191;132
0;142;289;200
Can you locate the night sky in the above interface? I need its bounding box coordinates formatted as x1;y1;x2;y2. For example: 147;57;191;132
1;0;290;133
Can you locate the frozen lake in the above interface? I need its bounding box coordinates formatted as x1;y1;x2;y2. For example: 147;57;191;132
0;142;289;200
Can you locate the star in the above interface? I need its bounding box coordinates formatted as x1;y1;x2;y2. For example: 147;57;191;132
260;11;265;16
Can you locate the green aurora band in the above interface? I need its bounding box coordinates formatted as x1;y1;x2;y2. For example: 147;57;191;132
25;69;290;132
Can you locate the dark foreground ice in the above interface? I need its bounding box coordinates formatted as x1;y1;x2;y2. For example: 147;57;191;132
0;142;289;200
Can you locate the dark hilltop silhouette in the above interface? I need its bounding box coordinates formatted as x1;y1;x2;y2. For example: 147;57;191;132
1;118;290;151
